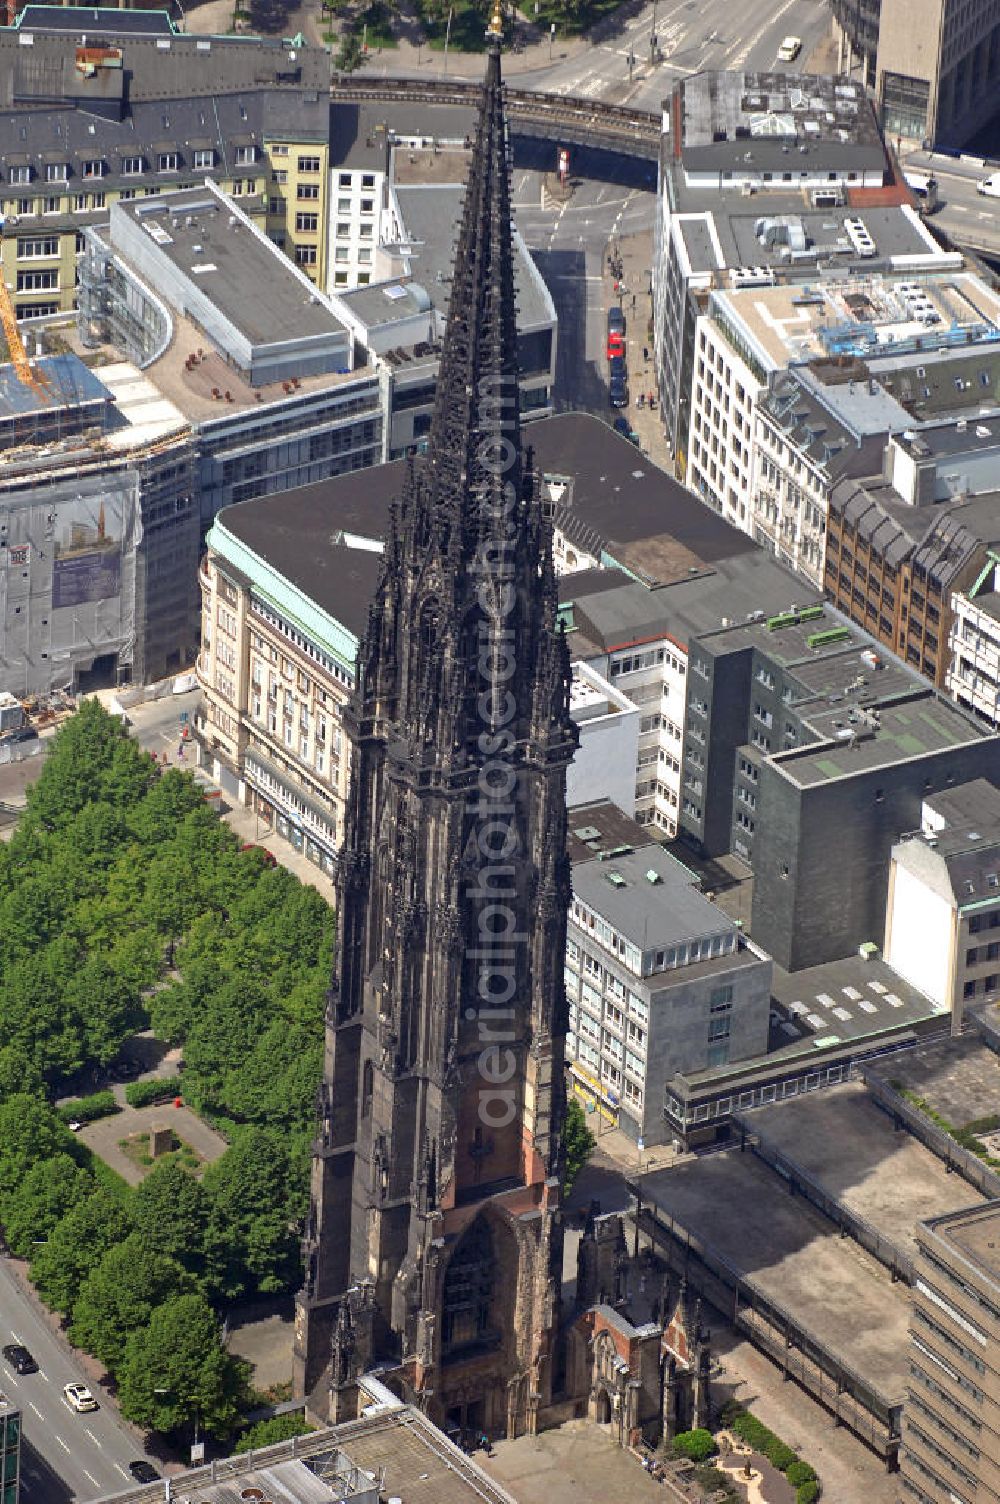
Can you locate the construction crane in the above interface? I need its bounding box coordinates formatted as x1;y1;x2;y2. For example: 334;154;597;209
0;216;53;402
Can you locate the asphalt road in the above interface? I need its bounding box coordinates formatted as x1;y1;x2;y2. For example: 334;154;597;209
511;170;656;412
902;147;1000;259
522;0;833;110
0;1258;156;1502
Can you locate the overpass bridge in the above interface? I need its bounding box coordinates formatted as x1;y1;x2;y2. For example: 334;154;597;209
332;75;663;161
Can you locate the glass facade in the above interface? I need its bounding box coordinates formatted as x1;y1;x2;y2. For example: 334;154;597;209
881;71;931;140
1;1406;20;1504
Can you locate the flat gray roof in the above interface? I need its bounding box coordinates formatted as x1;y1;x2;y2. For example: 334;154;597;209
572;843;737;951
747;1080;986;1258
678;71;884;174
640;1147;911;1401
774;694;993;785
869;1032;1000;1130
926;1202;1000;1287
119;189;346;349
676;202;937;274
392;185;553;333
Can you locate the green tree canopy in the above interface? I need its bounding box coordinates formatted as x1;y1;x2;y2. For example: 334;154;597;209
1;1152;93;1257
117;1293;250;1439
134;1160;209;1276
562;1095;595;1193
30;1186;135;1318
70;1232;195;1369
202;1128;301;1300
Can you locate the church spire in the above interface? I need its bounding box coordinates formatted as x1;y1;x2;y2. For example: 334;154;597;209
421;2;522;525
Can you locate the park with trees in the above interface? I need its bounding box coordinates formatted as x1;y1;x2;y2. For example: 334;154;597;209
0;701;334;1445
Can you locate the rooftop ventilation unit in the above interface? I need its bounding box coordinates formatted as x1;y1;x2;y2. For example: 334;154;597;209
843;217;876;257
729;265;776;288
572;826;601;842
645;869;663;884
605;870;627;887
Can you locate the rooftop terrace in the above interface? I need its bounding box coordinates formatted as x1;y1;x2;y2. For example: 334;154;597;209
640;1147;912;1402
712;270;1000;371
747;1080;986;1259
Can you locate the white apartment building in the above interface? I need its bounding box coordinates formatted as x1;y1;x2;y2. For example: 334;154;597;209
328;160;390;293
688;262;1000;561
687;310;763;529
948;552;1000;729
605;640;688;837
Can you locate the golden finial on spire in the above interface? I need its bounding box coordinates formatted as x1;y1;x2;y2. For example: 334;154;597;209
486;0;503;40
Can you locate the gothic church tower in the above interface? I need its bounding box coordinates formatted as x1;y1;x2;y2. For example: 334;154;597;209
293;10;578;1440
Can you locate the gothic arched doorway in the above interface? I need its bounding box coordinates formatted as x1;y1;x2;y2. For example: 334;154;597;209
595;1388;612;1425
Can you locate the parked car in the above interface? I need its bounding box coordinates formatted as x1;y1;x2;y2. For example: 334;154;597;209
129;1462;162;1483
63;1383;99;1413
607;331;626;361
608;355;627;382
609;375;629;409
607;306;625;336
777;34;802;60
2;1345;38;1375
977;174;1000;198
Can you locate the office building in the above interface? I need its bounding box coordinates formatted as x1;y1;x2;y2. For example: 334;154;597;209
332;182;557;452
826;473;1000;691
564;801;771;1145
886;779;1000;1033
678;602;1000;970
901;1200;1000;1504
0;1395;19;1504
687;256;997;528
855;0;1000;146
0;7;330;316
91;1389;519;1504
949;551;1000;727
77;183;385;527
651;69;910;465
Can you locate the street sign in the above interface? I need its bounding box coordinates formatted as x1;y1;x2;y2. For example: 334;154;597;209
637;1137;645;1152
190;1442;205;1464
179;711;189;724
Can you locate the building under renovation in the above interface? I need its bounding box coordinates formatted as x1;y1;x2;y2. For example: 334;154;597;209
0;352;197;696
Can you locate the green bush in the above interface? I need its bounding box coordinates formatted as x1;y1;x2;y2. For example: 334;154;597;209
125;1078;178;1108
672;1428;716;1463
797;1483;820;1504
58;1091;119;1125
767;1441;797;1472
787;1461;817;1486
234;1413;313;1452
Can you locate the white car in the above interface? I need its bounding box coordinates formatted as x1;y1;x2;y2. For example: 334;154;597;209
977;174;1000;198
63;1382;99;1413
777;35;802;61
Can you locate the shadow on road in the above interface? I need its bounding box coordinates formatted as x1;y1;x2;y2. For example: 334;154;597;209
528;246;609;417
21;1436;75;1504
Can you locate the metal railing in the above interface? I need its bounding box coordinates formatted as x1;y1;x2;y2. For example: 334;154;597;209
330;76;661;154
731;1111;916;1286
629;1185;903;1460
862;1069;1000;1200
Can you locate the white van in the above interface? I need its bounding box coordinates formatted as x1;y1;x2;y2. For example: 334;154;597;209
978;174;1000;198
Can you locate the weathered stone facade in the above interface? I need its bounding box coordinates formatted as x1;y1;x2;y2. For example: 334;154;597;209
293;21;577;1443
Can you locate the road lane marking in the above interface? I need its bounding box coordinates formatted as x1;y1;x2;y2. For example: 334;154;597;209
3;1375;17;1387
115;1464;130;1477
38;1370;49;1382
84;1471;99;1487
85;1428;102;1447
56;1435;71;1453
10;1332;23;1344
29;1402;43;1418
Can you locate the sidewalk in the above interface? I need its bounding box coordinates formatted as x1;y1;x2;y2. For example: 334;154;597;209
603;225;673;473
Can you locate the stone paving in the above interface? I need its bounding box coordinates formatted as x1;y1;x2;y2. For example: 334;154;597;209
77;1091;229;1186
